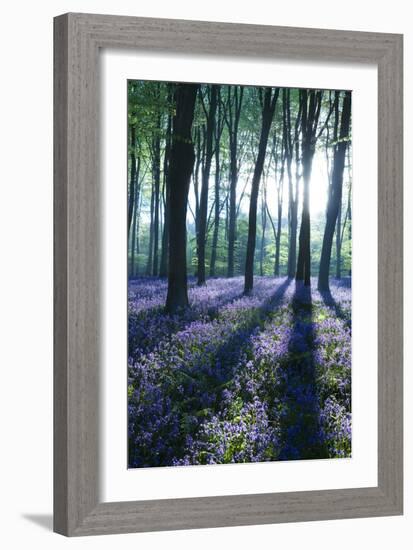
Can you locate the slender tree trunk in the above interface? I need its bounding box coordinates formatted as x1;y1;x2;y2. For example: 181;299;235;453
225;192;229;241
210;90;222;277
209;173;220;277
336;199;342;278
227;141;237;277
244;87;279;294
193;126;201;223
197;86;218;285
130;212;136;278
227;86;244;277
296;89;322;286
193;126;203;277
152;108;161;276
159;184;169;277
289;199;298;277
275;126;286;277
159;92;173;278
286;89;300;278
275;183;283;276
165;84;199;314
288;132;300;279
133;186;143;276
348;183;352;277
128;125;137;238
146;181;154;276
259;188;267;276
130;157;141;278
296;154;311;285
266;203;277;276
318;91;351;291
345;146;352;277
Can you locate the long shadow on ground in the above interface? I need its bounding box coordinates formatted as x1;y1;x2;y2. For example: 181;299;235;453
128;278;292;467
319;288;351;328
278;282;328;460
188;277;293;392
128;284;246;358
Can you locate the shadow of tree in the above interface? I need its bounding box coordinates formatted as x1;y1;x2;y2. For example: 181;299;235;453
128;278;292;467
319;288;350;327
197;278;292;383
128;286;247;358
278;282;328;460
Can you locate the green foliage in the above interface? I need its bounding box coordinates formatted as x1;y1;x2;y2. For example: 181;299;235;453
127;80;352;280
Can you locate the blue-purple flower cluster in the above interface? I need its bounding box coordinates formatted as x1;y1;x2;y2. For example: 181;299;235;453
128;277;351;467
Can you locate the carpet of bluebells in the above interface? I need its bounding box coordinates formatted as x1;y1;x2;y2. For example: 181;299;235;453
128;277;351;468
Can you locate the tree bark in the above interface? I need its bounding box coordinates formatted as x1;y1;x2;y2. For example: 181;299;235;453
193;126;203;277
336;197;342;278
275;176;283;276
165;84;199;314
285;89;301;278
275;123;285;277
127;125;137;238
209;99;222;277
197;85;218;285
244;87;279;294
296;89;322;286
145;180;154;276
318;91;351;291
152;104;161;276
226;86;244;277
130;156;141;278
259;186;267;276
159;88;173;278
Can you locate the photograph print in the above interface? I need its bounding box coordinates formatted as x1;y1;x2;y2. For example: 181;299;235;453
127;80;352;468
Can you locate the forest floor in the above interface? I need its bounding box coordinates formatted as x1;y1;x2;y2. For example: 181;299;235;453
128;276;351;468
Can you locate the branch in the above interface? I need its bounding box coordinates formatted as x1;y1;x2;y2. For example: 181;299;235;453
199;87;209;119
205;199;216;237
316;92;337;140
266;202;277;239
187;201;197;225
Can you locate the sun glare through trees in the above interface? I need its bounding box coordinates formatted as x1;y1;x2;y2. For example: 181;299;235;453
127;81;352;468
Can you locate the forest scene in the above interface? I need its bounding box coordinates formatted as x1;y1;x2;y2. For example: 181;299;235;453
127;80;352;468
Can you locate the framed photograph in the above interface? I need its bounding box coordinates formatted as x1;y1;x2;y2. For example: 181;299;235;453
54;13;403;536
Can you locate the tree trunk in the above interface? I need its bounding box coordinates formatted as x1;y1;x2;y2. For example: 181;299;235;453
275;183;283;276
318;91;351;291
227;140;237;277
244;87;279;294
128;125;137;238
226;86;243;278
210;90;222;277
130;156;141;278
295;171;311;286
197;85;218;285
133;186;143;276
145;181;154;276
165;84;199;314
159;90;173;278
296;89;322;287
286;89;300;279
152;107;161;275
209;91;222;277
259;188;267;276
193;126;203;277
275;117;286;277
209;170;220;277
336;198;342;278
265;201;277;276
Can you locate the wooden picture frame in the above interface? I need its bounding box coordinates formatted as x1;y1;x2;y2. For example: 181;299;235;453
54;13;403;536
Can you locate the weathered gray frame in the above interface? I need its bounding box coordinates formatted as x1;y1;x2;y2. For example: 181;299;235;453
54;12;403;536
